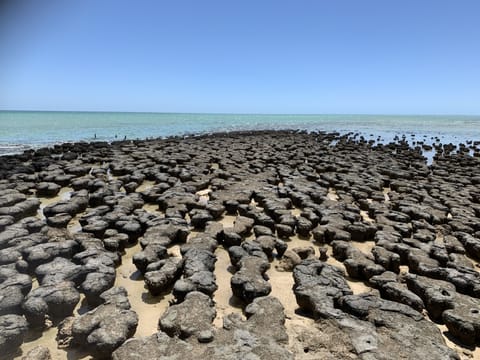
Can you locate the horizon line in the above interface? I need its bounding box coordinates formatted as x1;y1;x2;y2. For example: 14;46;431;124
1;109;479;117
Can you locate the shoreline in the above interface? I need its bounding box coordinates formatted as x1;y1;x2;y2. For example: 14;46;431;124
2;127;480;160
2;112;480;157
1;130;480;359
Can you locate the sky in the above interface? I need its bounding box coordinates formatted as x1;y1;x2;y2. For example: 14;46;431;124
0;0;479;114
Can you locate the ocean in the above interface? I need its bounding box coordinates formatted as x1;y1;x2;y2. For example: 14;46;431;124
1;111;480;155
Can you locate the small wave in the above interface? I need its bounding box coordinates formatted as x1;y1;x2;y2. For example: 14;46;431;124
0;143;32;156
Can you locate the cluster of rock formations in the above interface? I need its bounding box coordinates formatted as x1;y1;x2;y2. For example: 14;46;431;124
0;130;479;359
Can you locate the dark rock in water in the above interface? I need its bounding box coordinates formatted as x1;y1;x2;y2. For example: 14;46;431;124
140;182;171;202
227;245;248;268
46;213;72;228
0;190;26;208
116;219;143;242
232;215;255;236
0;267;32;315
43;191;88;218
231;255;271;303
455;232;480;260
275;223;294;239
59;286;138;358
442;293;480;346
319;245;328;261
221;230;242;247
99;286;132;308
112;296;292;360
254;235;276;257
293;259;352;319
0;215;15;232
133;244;167;274
372;246;401;273
279;213;297;228
406;274;456;322
0;282;26;316
332;240;385;280
103;230;130;251
80;265;116;307
324;224;352;242
296;216;314;237
173;271;217;301
369;271;398;288
81;218;109;238
36;182;61;197
223;199;239;214
159;291;216;341
444;235;465;254
0;198;40;221
22;281;80;327
276;249;302;271
275;238;288;257
145;257;183;295
206;203;225;220
253;225;273;237
0;314;29;355
22;216;46;234
304;293;459;360
406;273;480;345
292;246;315;260
189;209;213;229
346;222;377;242
180;234;218;254
66;238;118;306
173;248;217;301
35;257;86;286
182;248;216;276
376;280;425;311
21;239;80;271
141;222;189;248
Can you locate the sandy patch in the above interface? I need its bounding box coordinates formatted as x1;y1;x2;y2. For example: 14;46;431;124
327;188;339;201
142;203;164;216
36;187;73;219
360;210;375;223
212;246;243;327
135;180;155;193
436;324;480;360
291;207;302;217
16;295;92;360
350;240;375;255
219;215;236;229
114;242;175;338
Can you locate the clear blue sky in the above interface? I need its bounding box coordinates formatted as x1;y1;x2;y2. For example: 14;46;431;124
1;0;479;114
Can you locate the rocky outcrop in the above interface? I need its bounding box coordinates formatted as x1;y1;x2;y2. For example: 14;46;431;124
57;287;138;358
0;314;29;355
112;296;292;360
4;130;480;356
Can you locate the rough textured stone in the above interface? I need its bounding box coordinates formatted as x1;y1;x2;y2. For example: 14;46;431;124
0;314;29;354
112;296;292;360
60;287;138;358
159;291;216;341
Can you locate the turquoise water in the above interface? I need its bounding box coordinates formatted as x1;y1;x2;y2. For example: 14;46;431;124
1;111;480;155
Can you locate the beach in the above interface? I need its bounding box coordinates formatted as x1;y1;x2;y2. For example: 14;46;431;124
1;129;480;359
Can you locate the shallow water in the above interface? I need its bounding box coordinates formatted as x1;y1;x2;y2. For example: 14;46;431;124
1;111;480;155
